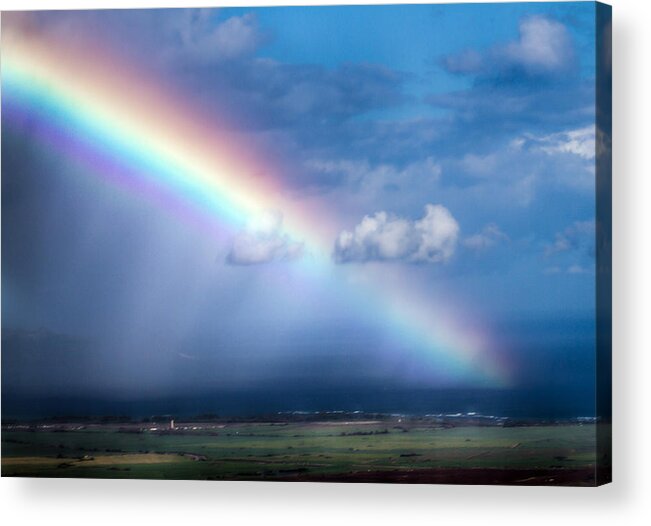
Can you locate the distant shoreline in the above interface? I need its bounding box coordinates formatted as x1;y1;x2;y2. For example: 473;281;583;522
2;412;602;428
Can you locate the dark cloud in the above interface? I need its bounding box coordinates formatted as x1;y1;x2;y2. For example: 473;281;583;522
28;9;407;132
183;58;407;131
427;81;593;136
430;15;592;146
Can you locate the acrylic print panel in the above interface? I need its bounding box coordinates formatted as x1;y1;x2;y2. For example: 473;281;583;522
1;2;611;485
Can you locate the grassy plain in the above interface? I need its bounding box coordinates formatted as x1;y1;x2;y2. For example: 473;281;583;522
1;420;607;485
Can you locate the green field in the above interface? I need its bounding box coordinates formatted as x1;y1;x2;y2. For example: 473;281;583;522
1;420;608;485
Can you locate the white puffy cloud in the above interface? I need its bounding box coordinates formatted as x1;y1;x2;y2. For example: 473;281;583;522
463;223;509;250
504;16;574;73
334;204;459;264
226;211;303;265
527;126;596;160
505;126;596;191
443;15;574;76
172;11;262;64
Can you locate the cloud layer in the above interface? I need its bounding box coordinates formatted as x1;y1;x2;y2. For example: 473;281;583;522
334;204;459;264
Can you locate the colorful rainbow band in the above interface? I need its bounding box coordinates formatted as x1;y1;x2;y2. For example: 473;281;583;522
2;26;511;387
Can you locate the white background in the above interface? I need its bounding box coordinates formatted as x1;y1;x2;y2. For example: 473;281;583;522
1;0;649;524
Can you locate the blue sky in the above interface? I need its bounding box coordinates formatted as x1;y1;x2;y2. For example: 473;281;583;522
2;3;605;416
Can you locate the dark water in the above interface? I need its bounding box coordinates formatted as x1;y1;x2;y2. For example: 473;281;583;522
2;386;596;421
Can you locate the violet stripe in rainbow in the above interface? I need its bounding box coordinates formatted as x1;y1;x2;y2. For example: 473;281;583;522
2;28;512;386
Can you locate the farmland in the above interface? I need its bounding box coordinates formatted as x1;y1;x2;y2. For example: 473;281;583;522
1;418;609;485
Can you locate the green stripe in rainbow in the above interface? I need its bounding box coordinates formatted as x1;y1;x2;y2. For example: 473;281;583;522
2;28;512;386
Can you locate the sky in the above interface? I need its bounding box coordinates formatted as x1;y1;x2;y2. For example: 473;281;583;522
1;3;607;418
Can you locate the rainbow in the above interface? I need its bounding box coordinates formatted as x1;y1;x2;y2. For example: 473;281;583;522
2;21;511;386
